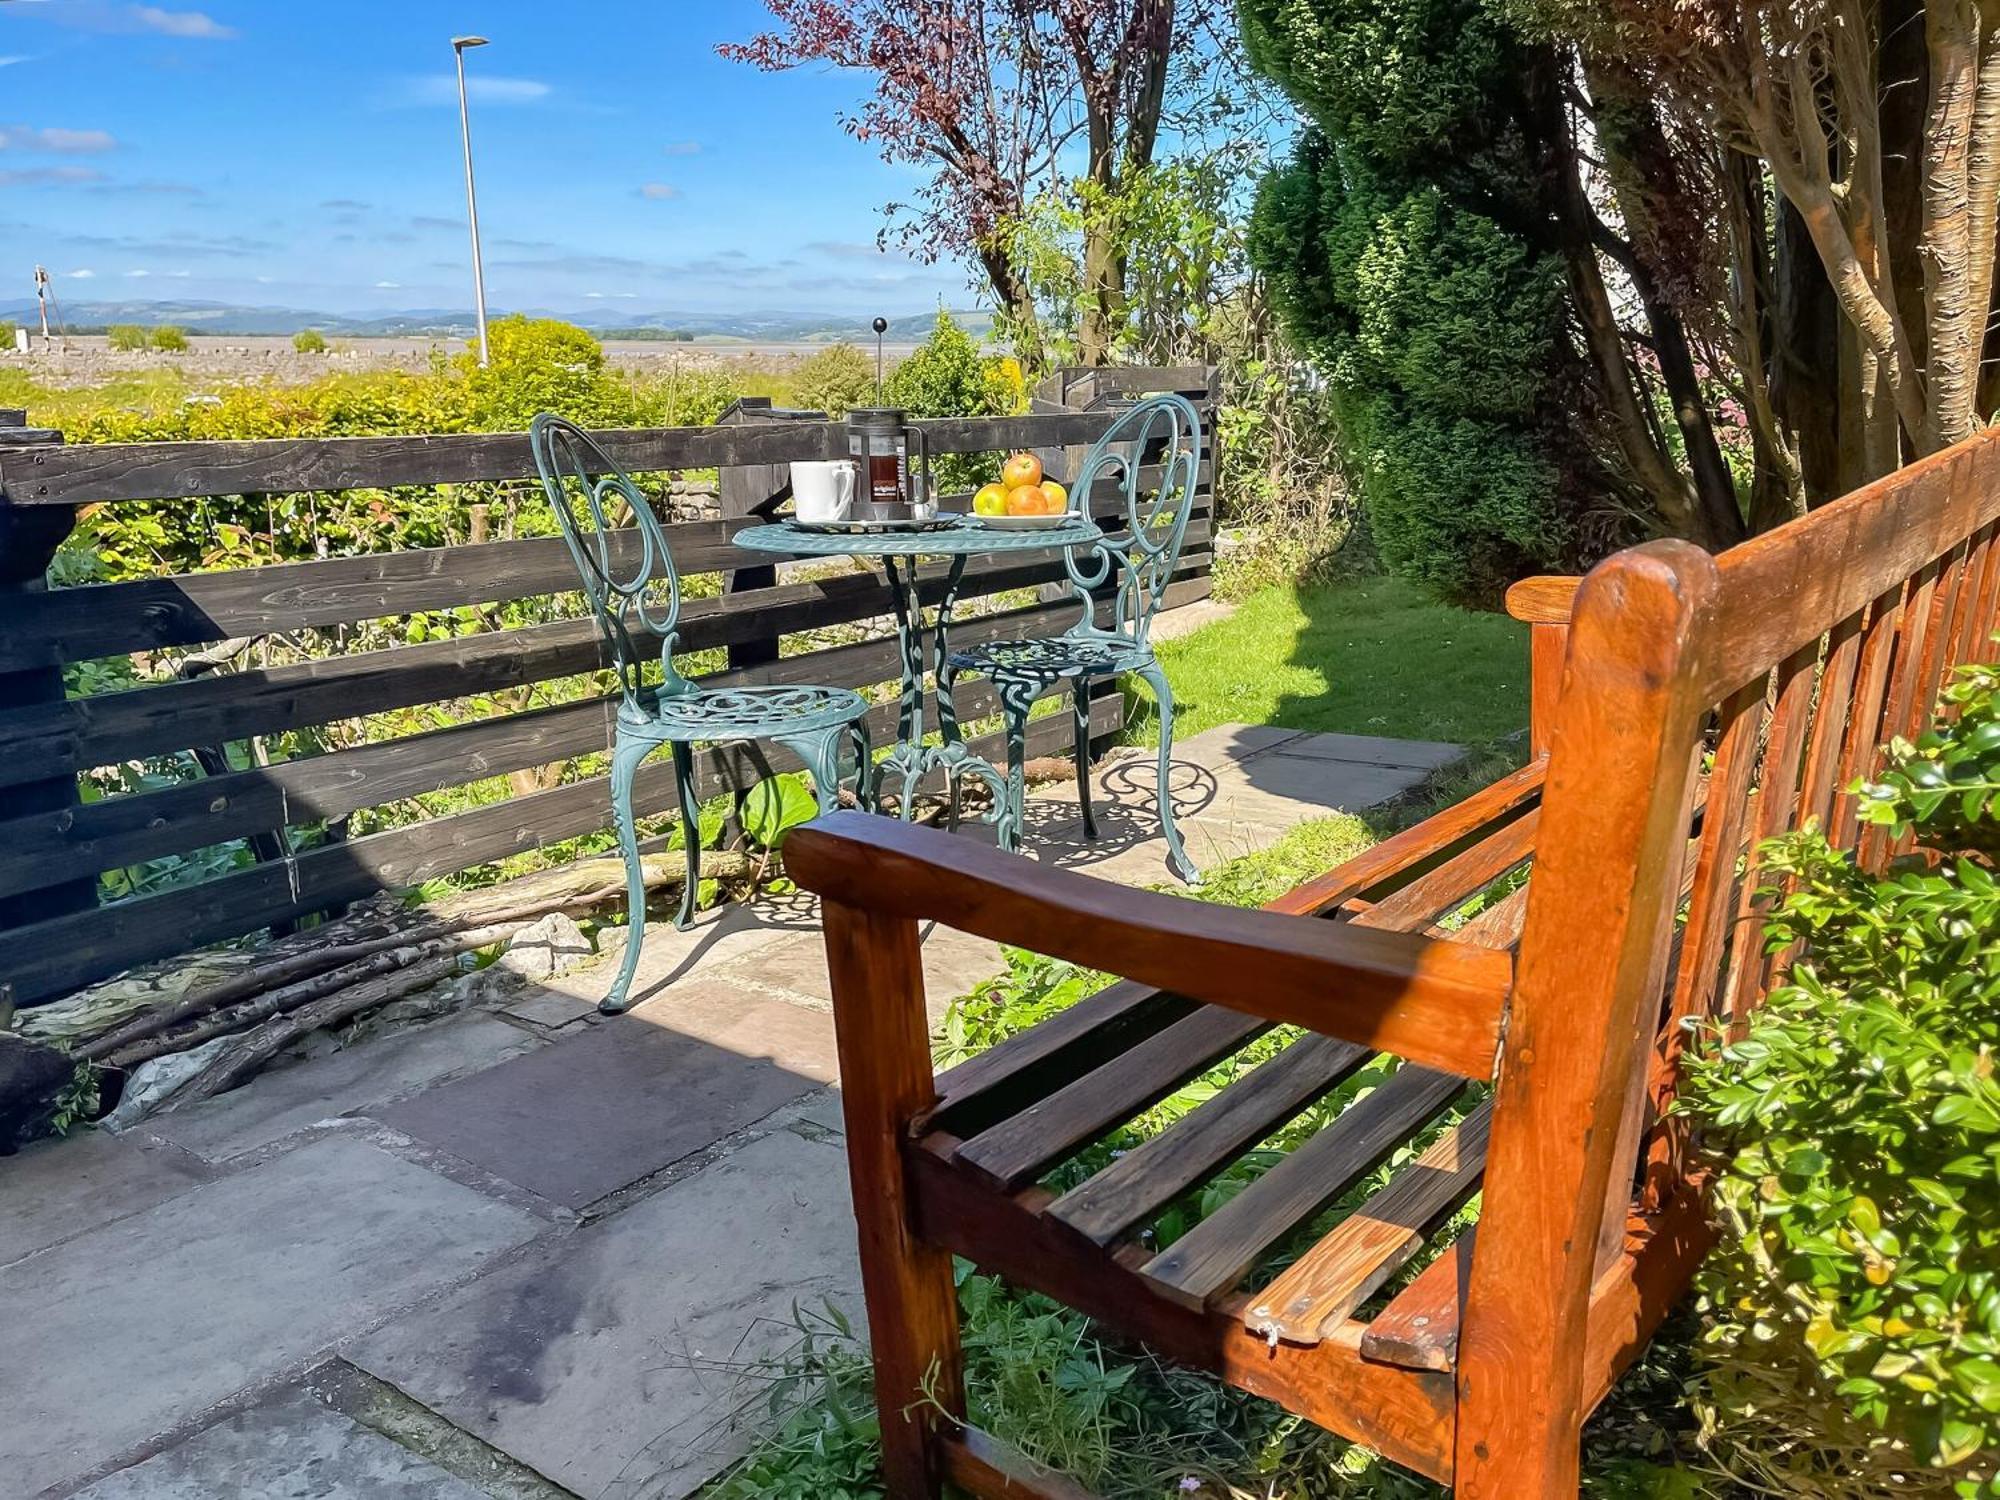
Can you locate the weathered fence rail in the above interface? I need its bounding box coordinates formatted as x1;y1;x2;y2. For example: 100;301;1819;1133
0;370;1217;1003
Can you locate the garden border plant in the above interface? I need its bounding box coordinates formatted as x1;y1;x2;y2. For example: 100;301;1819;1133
1682;653;2000;1498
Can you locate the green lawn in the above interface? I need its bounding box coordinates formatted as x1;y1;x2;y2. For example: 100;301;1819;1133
1137;577;1529;749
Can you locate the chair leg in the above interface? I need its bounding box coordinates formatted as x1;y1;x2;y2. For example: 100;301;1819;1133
847;719;874;812
670;740;700;932
938;658;963;829
603;735;656;1015
776;724;850;817
1071;682;1098;841
1135;660;1197;884
996;675;1038;855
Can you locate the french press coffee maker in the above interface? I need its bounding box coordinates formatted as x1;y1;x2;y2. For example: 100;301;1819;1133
845;408;934;522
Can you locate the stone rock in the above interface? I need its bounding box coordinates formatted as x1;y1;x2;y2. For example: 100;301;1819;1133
496;913;593;983
0;1031;73;1154
99;1033;233;1133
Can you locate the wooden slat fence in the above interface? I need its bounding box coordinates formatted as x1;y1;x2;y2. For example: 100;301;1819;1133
0;371;1217;1003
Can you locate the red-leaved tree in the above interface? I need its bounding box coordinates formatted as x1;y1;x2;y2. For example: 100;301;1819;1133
721;0;1221;363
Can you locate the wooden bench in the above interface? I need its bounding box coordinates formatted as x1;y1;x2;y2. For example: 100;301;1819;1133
785;427;2000;1497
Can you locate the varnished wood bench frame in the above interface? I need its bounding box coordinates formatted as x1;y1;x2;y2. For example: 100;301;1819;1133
787;427;2000;1498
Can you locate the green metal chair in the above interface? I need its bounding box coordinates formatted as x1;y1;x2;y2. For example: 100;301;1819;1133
947;393;1204;883
531;413;872;1013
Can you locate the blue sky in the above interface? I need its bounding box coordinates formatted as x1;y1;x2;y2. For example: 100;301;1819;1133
0;0;972;317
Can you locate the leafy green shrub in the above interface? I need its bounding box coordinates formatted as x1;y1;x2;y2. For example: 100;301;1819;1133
293;328;328;354
885;310;1022;493
0;318;17;347
150;326;189;353
791;342;877;418
1858;660;2000;861
106;324;149;352
1684;655;2000;1495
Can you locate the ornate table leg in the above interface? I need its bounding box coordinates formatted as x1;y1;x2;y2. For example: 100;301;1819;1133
869;549;1013;831
932;554;968;826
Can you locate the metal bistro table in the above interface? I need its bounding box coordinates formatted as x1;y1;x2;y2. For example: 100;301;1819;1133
733;514;1104;845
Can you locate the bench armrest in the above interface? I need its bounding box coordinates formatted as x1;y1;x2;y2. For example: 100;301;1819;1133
788;813;1512;1080
1505;576;1583;756
1504;575;1582;624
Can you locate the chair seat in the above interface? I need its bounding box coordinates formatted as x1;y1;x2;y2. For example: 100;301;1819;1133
622;682;869;743
949;634;1152;680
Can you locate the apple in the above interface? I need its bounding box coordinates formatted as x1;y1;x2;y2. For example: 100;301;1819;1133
1040;479;1068;513
973;482;1007;516
1002;452;1043;490
1005;483;1050;516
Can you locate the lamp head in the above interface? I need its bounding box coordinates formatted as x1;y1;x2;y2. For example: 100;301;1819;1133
452;35;489;50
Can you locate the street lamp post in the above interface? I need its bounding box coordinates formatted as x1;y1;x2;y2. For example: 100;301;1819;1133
452;34;492;368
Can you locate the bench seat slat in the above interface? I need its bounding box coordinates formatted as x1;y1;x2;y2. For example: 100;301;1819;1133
924;979;1198;1140
1244;1102;1493;1346
1139;1064;1468;1308
951;1005;1274;1189
1044;1032;1374;1247
1359;1229;1475;1372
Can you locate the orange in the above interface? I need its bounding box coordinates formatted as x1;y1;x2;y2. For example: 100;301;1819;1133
1002;452;1043;490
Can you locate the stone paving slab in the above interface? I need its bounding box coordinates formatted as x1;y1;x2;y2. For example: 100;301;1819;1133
141;1015;541;1164
2;1137;541;1498
353;1128;863;1500
0;1129;209;1271
379;985;836;1211
704;919;1006;1016
68;1387;487;1500
537;900;819;1014
1256;730;1464;770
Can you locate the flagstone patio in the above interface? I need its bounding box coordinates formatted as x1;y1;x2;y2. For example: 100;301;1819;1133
2;723;1462;1500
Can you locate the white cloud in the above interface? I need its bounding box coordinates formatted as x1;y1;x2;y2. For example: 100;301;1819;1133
0;165;105;185
374;280;402;289
583;291;606;299
124;268;149;278
163;269;190;278
0;125;118;153
639;182;680;201
395;75;551;107
65;268;96;279
0;57;34;69
130;8;237;40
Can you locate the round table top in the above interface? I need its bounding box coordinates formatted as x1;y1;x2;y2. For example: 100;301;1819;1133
733;515;1104;559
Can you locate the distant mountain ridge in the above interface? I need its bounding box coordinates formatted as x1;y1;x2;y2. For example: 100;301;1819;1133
0;298;988;343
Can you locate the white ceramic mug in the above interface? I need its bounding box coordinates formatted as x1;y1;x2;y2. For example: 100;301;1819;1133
792;460;857;523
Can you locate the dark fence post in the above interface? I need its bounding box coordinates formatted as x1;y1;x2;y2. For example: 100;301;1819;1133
0;409;96;929
716;397;825;672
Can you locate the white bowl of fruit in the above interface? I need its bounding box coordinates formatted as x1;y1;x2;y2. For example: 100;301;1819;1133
969;453;1076;529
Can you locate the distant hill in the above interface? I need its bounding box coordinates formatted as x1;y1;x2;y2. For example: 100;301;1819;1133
0;299;990;343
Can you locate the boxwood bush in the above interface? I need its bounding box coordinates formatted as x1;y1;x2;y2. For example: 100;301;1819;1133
1684;655;2000;1497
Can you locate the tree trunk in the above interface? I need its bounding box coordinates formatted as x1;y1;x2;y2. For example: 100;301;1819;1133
1588;78;1747;545
1771;196;1846;506
1921;0;1983;447
979;240;1043;357
1528;57;1707;542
